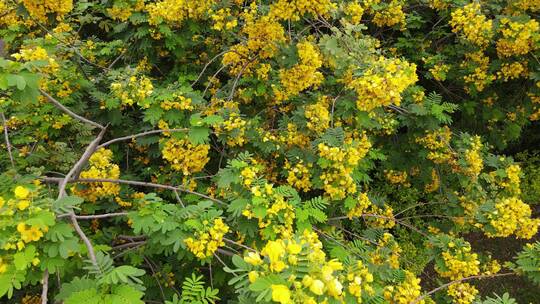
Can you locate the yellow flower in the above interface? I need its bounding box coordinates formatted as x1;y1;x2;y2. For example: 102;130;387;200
309;279;325;295
271;284;291;304
244;252;263;266
14;186;30;199
286;243;302;255
17;200;30;211
248;271;259;283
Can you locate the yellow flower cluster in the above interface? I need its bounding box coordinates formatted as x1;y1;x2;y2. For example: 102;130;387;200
449;3;493;48
160;95;194;111
344;1;364;24
17;223;45;244
240;165;260;187
269;0;336;21
487;197;540;239
496;18;539;57
437;246;480;280
21;0;73;22
416;126;456;165
447;283;478;304
110;74;153;107
347;192;372;219
497;62;528;81
211;8;238;31
146;0;216;26
370;233;401;268
372;0;406;30
12;46;60;74
463;136;483;180
72;148;120;202
184;218;229;259
214;113;247;147
0;0;20;27
383;271;424;304
318;135;371;200
223;14;286;75
161;138;210;175
243;183;295;239
428;0;451;10
365;204;396;229
346;56;417;112
305;96;330;134
285;161;312;192
245;231;375;303
14;186;31;211
385;170;410;187
461;51;495;92
500;164;521;195
107;0;145;21
429;63;450;81
274;41;324;102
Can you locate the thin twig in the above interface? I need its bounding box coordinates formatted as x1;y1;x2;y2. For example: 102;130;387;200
412;272;515;304
143;256;166;302
98;128;188;149
191;50;229;87
41;269;49;304
0;112;15;168
40;89;105;129
57;212;128;220
223;237;257;252
42;176;226;206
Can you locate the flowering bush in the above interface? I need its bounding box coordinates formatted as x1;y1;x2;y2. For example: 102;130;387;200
0;0;539;303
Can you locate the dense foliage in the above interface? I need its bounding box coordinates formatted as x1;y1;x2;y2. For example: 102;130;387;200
0;0;539;303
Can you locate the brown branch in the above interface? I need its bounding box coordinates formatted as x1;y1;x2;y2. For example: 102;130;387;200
97;128;188;149
0;112;15;168
412;272;516;304
56;128;107;267
57;128;107;198
39;89;105;130
191;50;229;87
42;176;226;206
57;212;128;220
41;269;49;304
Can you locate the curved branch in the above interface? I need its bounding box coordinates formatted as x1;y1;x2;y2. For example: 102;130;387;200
57;212;128;220
42;176;226;206
412;272;515;304
40;89;105;130
98;128;188;148
1;112;15;168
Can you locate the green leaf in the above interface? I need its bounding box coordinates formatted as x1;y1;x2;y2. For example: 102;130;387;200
6;74;26;90
188;126;210;145
14;245;36;270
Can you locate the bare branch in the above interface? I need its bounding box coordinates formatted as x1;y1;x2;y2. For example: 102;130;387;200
412;272;515;304
1;112;15;168
57;212;128;220
39;89;105;130
98;128;188;149
191;50;229;87
58;128;107;198
56;127;107;267
42;176;226;206
41;269;49;304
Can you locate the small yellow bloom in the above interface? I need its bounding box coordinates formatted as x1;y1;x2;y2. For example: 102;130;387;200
17;200;30;210
309;279;325;295
244;252;263;266
271;284;291;304
248;271;259;283
14;186;30;199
